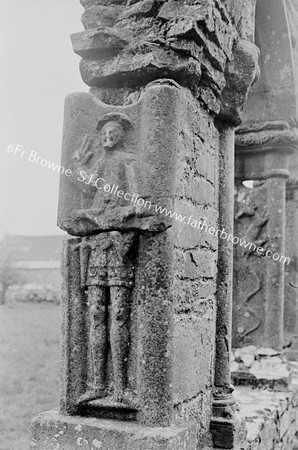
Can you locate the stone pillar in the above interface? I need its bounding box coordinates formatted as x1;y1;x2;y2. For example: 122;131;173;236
210;126;238;448
285;176;298;359
229;0;298;389
233;123;298;354
29;1;259;449
210;39;259;449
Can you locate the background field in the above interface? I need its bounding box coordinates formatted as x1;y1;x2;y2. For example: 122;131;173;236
0;302;60;450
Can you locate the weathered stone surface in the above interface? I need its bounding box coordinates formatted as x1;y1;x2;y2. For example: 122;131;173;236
74;0;238;112
231;346;291;391
58;79;230;439
185;177;215;207
211;127;237;449
81;0;125;6
60;229;175;425
173;308;215;405
284;176;298;358
71;28;129;58
225;0;257;41
235;123;298;181
136;231;174;427
210;416;246;449
285;0;298;109
30;0;275;449
82;5;120;30
60;233;139;414
234;384;298;450
183;250;216;279
233;179;286;351
219;39;260;125
118;0;160;21
233;124;297;351
58;83;182;235
30;410;197;450
174;278;216;316
242;0;297;125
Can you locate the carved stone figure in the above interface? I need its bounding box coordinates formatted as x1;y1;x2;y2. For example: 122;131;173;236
64;114;139;405
71;114;137;227
77;231;137;404
56;88;179;422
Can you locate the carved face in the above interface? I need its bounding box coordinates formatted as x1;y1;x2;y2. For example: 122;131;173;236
101;121;124;149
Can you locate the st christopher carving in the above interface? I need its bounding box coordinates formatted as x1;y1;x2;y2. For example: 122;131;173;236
58;88;178;417
60;109;140;412
71;114;137;231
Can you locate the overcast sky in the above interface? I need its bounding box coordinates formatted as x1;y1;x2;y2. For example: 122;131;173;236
0;0;87;236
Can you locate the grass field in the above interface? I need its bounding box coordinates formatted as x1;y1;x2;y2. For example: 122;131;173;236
0;302;60;450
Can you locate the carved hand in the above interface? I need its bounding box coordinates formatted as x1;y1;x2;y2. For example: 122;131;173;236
73;135;94;164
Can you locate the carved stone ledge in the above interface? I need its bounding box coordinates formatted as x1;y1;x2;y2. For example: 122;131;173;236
235;124;298;181
237;120;290;134
235;128;298;152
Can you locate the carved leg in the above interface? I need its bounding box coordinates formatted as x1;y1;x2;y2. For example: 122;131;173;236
110;286;131;402
79;285;107;403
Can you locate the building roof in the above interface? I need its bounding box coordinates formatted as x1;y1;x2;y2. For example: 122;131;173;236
0;234;67;263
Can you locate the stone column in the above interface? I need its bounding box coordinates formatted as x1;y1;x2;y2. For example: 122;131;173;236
29;1;259;449
210;39;259;449
210;126;238;448
233;123;298;353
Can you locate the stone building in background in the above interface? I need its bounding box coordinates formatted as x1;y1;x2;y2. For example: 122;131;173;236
29;0;298;449
0;235;65;303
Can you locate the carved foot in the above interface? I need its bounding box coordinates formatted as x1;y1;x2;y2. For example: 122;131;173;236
77;388;106;404
111;389;139;407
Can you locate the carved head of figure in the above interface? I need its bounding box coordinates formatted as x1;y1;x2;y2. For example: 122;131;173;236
100;121;125;150
97;113;133;151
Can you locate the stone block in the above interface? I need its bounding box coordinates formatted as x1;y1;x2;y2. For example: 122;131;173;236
171;202;218;251
58;83;182;235
210;416;246;449
195;153;215;184
185;177;215;207
82;6;120;30
29;410;197;450
184;249;216;280
173;315;215;405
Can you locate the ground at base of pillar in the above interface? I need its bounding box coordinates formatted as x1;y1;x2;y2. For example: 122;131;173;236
29;410;197;450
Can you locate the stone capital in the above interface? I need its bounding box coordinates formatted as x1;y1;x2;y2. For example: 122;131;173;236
235;122;298;181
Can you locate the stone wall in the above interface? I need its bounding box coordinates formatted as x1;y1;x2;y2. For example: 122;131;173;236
235;381;298;450
172;92;219;445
